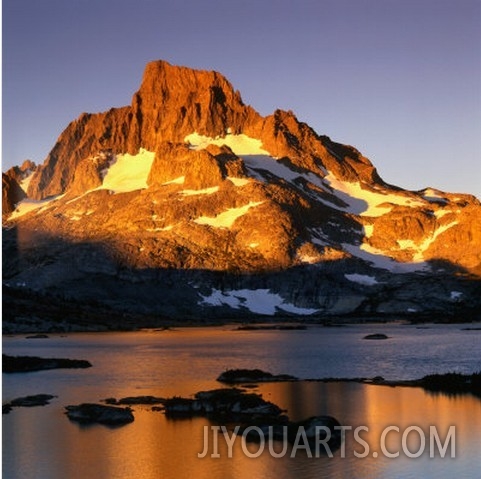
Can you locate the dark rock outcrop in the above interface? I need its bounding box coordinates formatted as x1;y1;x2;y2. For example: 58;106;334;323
245;415;342;450
2;174;26;215
103;396;165;406
65;403;134;425
163;385;342;452
3;394;57;414
363;333;389;340
163;388;284;419
2;354;92;373
217;369;298;384
418;371;481;397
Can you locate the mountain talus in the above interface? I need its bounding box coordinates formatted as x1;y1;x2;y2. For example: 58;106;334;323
3;60;481;327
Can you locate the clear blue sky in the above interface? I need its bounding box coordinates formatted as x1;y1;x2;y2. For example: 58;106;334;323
3;0;481;198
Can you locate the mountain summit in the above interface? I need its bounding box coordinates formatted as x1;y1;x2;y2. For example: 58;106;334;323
3;60;481;327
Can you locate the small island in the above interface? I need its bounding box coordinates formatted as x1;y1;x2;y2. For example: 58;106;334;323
2;354;92;373
363;333;389;340
103;396;165;406
217;368;298;384
162;387;341;449
3;394;57;414
65;403;134;426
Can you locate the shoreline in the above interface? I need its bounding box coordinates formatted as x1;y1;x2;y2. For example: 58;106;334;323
216;368;481;400
3;284;481;334
3;316;481;335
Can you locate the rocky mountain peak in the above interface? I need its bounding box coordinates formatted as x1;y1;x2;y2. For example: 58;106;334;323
3;60;481;324
25;61;259;200
130;60;257;146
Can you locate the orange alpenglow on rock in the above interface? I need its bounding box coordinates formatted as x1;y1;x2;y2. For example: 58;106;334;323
3;60;481;325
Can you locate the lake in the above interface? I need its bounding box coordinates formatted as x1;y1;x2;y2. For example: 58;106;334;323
3;322;481;478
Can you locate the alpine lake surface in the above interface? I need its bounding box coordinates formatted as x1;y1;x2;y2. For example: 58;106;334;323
3;322;481;479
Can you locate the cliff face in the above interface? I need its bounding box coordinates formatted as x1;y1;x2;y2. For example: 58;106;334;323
3;60;481;323
27;61;259;200
27;60;379;200
2;160;36;216
2;174;25;215
27;107;132;200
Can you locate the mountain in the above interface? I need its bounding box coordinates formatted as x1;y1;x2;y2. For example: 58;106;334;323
3;60;481;329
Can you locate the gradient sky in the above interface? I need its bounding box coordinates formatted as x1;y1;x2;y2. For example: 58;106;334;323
3;0;481;198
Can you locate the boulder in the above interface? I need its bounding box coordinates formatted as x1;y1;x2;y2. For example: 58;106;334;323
363;334;389;340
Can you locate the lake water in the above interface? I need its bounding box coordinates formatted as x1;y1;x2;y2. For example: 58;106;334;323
3;323;481;479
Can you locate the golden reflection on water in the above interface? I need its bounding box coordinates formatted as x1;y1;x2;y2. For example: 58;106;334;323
253;382;481;479
4;327;481;479
4;382;481;479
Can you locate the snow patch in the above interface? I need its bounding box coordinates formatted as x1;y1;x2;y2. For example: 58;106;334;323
422;189;448;204
194;201;263;228
146;225;173;232
200;288;318;315
298;254;318;264
424;188;443;197
324;174;425;217
344;273;379;286
180;186;219;196
363;224;374;238
342;242;429;273
184;132;430;221
412;221;458;261
397;239;417;250
433;210;451;219
101;149;155;193
227;177;251;187
311;237;328;247
185;132;327;193
309;227;330;246
9;195;64;220
19;171;35;193
162;176;185;186
185;132;270;156
243;155;301;182
390;221;459;260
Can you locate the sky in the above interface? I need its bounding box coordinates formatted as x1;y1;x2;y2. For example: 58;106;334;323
3;0;481;198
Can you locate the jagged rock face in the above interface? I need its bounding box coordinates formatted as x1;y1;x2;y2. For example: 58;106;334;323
129;61;259;148
27;61;258;200
2;174;26;215
3;60;481;321
26;60;380;200
27;107;132;200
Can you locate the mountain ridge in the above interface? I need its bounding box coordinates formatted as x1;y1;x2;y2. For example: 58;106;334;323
3;60;481;326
